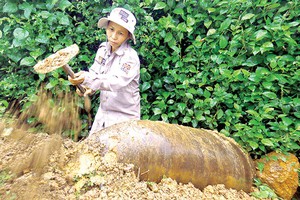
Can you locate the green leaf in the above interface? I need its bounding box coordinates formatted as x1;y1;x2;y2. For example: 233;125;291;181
207;29;216;36
241;13;255;20
177;103;186;113
30;48;45;60
253;190;271;199
187;16;195;26
219;35;228;48
47;14;57;26
266;3;280;9
262;81;272;89
12;38;24;47
53;44;64;52
168;112;175;118
288;142;300;150
256;67;270;75
161;113;168;122
177;22;187;32
152;108;162;115
158;15;175;29
51;71;59;79
219;18;231;31
40;11;51;18
59;15;70;25
3;2;18;13
217;109;224;119
281;104;291;114
203;90;211;98
234;103;241;111
19;3;34;19
279;54;295;62
260;41;274;53
58;0;72;11
182;116;191;123
35;33;49;44
207;8;216;13
246;110;259;117
283;36;298;46
7;53;22;63
141;82;150;92
195;112;205;121
164;32;173;43
261;139;274;147
242;56;262;67
210;99;218;108
154;2;166;10
293;112;300;118
46;0;59;10
249;141;259;150
153;79;162;88
262;92;277;99
293;98;300;107
185;93;193;99
173;8;184;15
257;162;264;172
282;117;293;126
289;21;299;27
45;80;58;89
13;28;29;40
204;20;212;29
20;57;35;66
255;30;269;41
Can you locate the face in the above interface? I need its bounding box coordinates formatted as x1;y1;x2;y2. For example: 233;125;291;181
106;21;130;52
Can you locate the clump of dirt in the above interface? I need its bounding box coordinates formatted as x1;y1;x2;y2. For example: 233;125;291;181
0;89;264;199
9;87;82;141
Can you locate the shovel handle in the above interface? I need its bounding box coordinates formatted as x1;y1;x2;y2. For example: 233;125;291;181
62;64;86;94
63;64;92;125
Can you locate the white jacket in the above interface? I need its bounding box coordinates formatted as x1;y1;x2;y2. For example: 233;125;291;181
82;41;140;134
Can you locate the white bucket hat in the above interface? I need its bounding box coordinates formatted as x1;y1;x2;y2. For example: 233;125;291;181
98;7;137;44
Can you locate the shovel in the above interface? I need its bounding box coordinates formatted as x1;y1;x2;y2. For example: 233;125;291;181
33;44;92;130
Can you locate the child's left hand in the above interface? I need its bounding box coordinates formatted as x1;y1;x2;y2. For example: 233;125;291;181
75;86;93;97
68;71;85;85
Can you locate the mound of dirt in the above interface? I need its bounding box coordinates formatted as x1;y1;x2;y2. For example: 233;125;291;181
0;121;263;200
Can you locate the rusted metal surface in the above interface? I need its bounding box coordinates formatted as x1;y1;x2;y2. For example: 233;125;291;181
87;120;256;192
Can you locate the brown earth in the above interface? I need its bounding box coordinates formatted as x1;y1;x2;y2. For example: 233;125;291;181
0;120;267;200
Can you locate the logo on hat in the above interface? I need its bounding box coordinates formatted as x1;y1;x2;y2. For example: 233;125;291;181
119;10;129;23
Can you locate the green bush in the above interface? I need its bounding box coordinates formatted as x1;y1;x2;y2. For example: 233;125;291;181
0;0;299;159
0;0;110;133
133;0;300;159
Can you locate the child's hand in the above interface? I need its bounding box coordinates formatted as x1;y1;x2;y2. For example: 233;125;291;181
75;86;93;97
68;71;85;85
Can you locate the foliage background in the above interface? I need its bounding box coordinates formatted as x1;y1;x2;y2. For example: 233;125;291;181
0;0;299;159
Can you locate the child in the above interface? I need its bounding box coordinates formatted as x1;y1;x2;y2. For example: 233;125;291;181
68;7;140;134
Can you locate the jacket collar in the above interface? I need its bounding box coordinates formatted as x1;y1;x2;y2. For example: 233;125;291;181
106;40;129;56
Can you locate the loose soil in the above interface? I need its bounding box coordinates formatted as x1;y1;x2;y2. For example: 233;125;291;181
0;90;268;199
0;121;265;200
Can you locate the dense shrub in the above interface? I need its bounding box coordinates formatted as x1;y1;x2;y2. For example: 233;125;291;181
0;0;110;132
0;0;299;159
